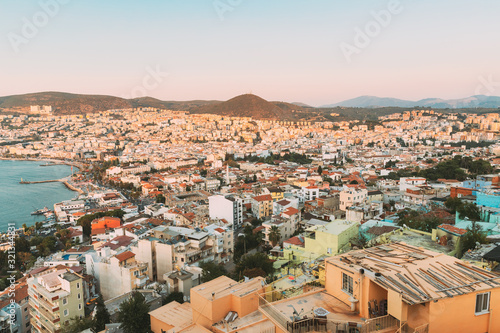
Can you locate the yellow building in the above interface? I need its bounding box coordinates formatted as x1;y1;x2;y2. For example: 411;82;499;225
28;267;85;332
304;219;359;256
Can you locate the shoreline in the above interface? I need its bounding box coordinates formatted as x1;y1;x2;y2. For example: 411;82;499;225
0;157;86;170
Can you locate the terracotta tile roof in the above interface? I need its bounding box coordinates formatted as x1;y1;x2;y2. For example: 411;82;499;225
438;224;467;236
115;251;135;262
253;194;273;202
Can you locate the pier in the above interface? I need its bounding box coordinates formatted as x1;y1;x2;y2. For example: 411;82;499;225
19;178;84;194
19;179;63;184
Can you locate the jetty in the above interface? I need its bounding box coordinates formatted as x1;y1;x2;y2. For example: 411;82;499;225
19;177;84;194
20;179;63;184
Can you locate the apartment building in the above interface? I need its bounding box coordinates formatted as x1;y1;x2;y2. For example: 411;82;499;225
339;186;368;211
27;267;85;332
85;248;149;300
0;281;30;333
251;194;273;219
208;194;243;229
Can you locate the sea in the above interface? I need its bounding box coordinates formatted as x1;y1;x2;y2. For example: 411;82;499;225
0;160;78;232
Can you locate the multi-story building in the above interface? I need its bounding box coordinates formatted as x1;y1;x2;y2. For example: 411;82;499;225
0;280;30;333
251;194;273;219
85;249;149;300
27;267;85;332
339;186;368;211
208;194;243;229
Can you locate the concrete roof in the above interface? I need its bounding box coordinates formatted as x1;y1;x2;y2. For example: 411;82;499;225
149;301;193;331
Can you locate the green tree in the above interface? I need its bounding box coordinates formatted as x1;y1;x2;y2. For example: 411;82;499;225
317;165;323;175
445;197;463;214
94;296;111;331
155;194;165;204
236;253;274;279
118;292;152;333
61;316;95;333
268;226;281;247
460;221;488;255
457;202;481;221
199;261;228;283
162;291;185;305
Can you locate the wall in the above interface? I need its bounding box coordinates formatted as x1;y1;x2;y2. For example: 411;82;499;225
427;289;500;333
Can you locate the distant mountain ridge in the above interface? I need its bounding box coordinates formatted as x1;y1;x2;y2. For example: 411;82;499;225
0;92;312;120
323;95;500;109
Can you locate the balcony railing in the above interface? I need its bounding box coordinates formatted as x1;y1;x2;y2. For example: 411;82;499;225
258;286;400;333
360;315;399;333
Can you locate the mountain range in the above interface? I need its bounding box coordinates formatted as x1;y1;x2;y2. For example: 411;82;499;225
323;95;500;109
1;92;499;121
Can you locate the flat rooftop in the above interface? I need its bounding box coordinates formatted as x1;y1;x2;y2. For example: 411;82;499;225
272;291;363;323
193;276;264;300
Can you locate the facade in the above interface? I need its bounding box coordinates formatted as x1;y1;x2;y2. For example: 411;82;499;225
208;195;243;229
85;249;149;300
339;187;368;211
0;281;30;333
304;219;359;256
27;268;85;332
251;194;273;219
325;243;500;333
399;177;427;192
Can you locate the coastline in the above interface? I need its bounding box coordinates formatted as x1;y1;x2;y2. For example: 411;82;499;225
0;157;86;170
1;157;85;194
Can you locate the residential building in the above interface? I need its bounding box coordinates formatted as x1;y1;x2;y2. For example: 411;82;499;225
27;267;85;332
85;249;149;300
208;194;243;229
251;194;273;219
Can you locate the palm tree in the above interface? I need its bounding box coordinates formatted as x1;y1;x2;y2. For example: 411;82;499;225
268;226;281;247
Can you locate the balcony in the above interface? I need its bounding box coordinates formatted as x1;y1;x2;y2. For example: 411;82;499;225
258;286;401;333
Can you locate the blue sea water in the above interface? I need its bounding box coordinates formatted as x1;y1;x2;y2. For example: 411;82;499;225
0;160;78;231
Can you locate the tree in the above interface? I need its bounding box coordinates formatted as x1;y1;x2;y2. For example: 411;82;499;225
445;197;463;214
236;253;274;279
155;194;165;204
118;292;152;333
268;226;281;247
61;316;94;333
460;221;488;255
457;202;481;221
94;296;111;331
163;292;185;305
317;166;323;175
199;261;228;283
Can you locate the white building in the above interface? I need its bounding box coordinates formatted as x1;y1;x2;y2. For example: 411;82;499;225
208;194;243;229
399;177;427;193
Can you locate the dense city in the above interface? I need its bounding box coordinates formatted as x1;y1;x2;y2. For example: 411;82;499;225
1;106;500;333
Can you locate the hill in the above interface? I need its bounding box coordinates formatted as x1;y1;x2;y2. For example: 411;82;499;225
191;94;308;120
324;95;500;109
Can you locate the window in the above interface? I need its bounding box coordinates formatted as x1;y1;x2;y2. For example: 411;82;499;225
64;309;69;317
78;304;82;310
77;282;80;289
342;273;353;295
62;298;67;305
475;292;490;314
77;293;81;300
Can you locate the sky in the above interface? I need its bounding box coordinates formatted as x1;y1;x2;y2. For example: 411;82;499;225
1;0;500;106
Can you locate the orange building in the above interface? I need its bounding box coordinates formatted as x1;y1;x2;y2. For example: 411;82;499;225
150;243;500;333
91;216;121;231
450;186;474;198
324;243;500;333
